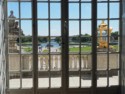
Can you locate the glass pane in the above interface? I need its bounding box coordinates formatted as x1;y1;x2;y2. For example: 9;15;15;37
50;21;61;36
38;21;48;36
110;20;119;35
81;71;92;87
51;55;61;70
38;72;49;88
69;21;79;36
69;0;79;1
22;72;33;88
50;3;61;18
109;54;119;69
109;70;119;86
9;72;20;88
81;21;92;35
69;3;79;19
97;71;107;87
81;55;92;69
8;2;19;18
81;38;92;53
69;74;80;88
69;55;79;70
97;54;107;70
21;20;32;36
81;3;91;19
51;72;61;88
9;55;20;71
21;37;32;54
38;37;49;53
37;3;48;18
69;37;80;45
21;55;32;71
50;37;61;53
20;2;32;18
110;3;119;18
38;55;49;71
97;3;107;18
69;45;80;53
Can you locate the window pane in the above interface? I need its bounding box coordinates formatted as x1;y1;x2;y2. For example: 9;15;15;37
38;20;49;36
50;3;61;19
81;3;91;19
20;2;32;18
97;3;107;18
38;37;49;54
21;37;32;54
37;3;48;18
21;55;32;71
110;3;119;18
9;73;20;88
81;21;92;35
21;20;32;36
8;2;19;18
50;21;61;36
22;72;33;88
69;3;79;19
69;21;79;36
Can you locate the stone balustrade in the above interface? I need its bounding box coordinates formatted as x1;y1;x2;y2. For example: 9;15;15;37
9;54;119;71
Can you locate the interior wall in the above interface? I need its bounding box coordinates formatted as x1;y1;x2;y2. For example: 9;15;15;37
121;0;125;94
0;1;6;94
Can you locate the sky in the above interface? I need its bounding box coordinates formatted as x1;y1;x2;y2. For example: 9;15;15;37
7;1;120;36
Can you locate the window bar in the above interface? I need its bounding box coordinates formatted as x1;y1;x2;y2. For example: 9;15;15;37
79;0;81;88
107;0;110;87
119;0;122;86
91;0;97;93
19;1;22;88
5;0;9;90
32;0;38;93
48;0;51;88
